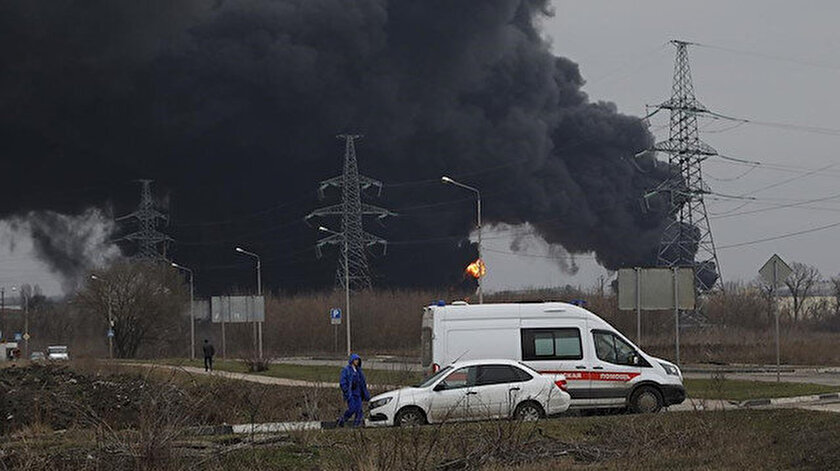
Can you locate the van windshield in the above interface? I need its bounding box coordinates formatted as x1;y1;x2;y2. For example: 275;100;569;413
415;366;452;388
47;346;67;354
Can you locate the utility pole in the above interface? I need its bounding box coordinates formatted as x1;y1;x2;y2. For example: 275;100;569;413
22;290;29;359
319;226;352;355
235;247;263;359
308;135;395;291
646;40;722;293
171;262;195;360
0;287;5;341
441;176;483;303
90;275;114;359
116;180;173;260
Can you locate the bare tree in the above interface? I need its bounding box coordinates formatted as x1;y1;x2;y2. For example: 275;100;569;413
784;262;821;323
831;275;840;317
76;259;188;358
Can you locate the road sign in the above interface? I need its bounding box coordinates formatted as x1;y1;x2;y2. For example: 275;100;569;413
759;254;793;383
22;333;30;341
618;267;696;311
14;333;21;341
330;308;342;325
759;254;792;288
107;329;115;338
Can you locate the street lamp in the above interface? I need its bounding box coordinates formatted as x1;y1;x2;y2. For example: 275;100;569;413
90;275;114;359
171;262;195;360
319;225;351;356
235;247;263;359
0;285;14;343
10;286;33;358
441;176;483;303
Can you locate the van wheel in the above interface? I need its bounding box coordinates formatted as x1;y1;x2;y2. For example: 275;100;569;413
630;386;663;414
394;407;426;427
513;401;544;422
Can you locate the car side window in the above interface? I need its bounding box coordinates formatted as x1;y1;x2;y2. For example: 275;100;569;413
593;330;637;366
438;366;476;390
475;365;526;386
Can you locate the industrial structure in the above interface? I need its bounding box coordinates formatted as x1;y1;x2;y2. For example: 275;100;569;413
308;135;395;290
116;179;172;260
648;40;722;292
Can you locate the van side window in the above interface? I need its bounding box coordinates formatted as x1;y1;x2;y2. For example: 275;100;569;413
521;328;583;361
593;330;637;366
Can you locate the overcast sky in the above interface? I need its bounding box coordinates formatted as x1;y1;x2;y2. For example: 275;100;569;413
4;1;840;296
483;0;840;291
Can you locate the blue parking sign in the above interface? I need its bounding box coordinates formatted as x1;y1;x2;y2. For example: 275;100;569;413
330;308;341;325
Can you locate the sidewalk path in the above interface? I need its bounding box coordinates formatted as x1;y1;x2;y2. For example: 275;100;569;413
124;363;338;388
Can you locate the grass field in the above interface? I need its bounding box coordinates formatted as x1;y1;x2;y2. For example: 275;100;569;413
684;377;840;401
5;363;840;470
5;409;840;470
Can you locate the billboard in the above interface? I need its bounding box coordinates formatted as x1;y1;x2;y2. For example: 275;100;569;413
618;267;696;311
189;299;211;321
211;296;265;323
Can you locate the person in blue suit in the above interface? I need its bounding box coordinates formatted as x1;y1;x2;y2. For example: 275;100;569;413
337;353;370;427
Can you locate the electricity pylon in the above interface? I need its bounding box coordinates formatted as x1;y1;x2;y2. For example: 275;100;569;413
308;135;395;290
648;40;722;292
116;179;173;260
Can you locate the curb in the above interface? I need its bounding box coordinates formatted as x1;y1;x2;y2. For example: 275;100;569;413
231;421;323;434
184;425;234;436
740;392;840;408
183;420;381;435
682;367;797;374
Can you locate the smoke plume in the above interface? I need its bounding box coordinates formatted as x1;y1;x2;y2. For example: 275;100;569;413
0;0;674;292
5;210;120;293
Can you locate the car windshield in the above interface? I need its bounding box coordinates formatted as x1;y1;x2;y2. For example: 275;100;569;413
415;366;452;388
47;347;67;354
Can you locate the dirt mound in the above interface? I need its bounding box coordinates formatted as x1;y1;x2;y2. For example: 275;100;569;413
0;363;191;433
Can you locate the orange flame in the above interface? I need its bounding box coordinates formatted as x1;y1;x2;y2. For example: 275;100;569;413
465;258;486;279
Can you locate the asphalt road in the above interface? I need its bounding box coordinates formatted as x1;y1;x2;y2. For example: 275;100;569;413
683;367;840;387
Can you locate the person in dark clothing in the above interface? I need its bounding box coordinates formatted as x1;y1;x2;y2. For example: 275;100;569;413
202;339;215;372
337;353;370;427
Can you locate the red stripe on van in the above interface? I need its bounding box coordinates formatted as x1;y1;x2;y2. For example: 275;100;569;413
539;371;641;382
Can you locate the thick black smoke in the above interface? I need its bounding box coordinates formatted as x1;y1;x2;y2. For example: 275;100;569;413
0;0;673;293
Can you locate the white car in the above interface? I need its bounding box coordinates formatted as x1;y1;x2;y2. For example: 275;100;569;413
367;359;570;427
46;345;69;361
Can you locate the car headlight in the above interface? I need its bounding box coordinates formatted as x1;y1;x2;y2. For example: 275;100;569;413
659;362;680;377
369;397;393;410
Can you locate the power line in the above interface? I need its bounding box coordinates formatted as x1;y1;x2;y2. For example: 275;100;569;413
717;220;840;250
693;42;840;72
707;111;840;137
711;189;840;220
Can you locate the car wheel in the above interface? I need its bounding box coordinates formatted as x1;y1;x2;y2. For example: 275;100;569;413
394;407;426;427
513;401;544;422
630;386;663;414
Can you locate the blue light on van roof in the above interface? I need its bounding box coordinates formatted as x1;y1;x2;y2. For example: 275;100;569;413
436;300;446;306
569;299;587;306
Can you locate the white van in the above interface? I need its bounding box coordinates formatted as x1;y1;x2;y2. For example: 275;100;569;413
421;301;685;413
